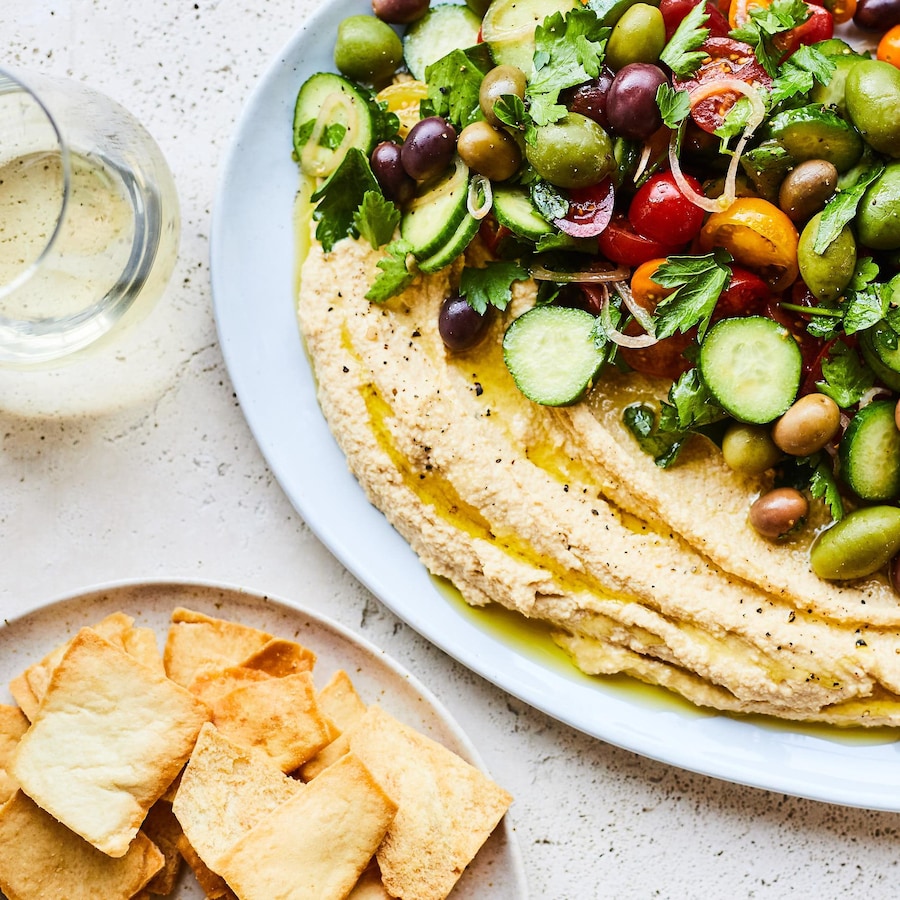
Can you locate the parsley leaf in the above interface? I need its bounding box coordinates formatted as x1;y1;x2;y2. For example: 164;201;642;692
659;367;728;431
656;84;692;128
651;249;733;340
528;7;609;126
660;2;710;77
493;94;537;144
459;260;529;314
423;46;493;129
531;180;569;221
815;341;874;408
365;239;416;303
813;164;884;254
353;190;400;250
312;148;380;252
730;0;811;77
623;403;685;467
808;456;844;521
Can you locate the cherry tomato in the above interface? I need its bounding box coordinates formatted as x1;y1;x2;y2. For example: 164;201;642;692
822;0;856;24
628;172;706;245
878;24;900;67
554;178;615;238
773;5;834;58
630;257;674;308
659;0;731;39
672;38;772;134
376;80;428;138
700;198;799;290
712;266;772;319
598;214;685;267
478;215;510;255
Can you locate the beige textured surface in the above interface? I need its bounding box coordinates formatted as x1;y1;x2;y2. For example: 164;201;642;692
1;2;899;898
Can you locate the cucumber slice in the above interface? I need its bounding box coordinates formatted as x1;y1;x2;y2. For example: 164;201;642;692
293;72;375;179
766;105;863;174
492;184;554;240
502;305;606;406
838;400;900;501
481;0;579;72
418;213;480;272
403;4;481;80
400;157;470;258
698;316;802;424
859;324;900;391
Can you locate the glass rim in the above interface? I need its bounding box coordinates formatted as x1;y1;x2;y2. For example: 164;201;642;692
0;65;72;304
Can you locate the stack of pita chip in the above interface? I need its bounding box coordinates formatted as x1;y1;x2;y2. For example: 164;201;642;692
0;606;513;900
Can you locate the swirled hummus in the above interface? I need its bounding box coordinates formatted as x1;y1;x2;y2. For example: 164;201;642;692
297;231;900;727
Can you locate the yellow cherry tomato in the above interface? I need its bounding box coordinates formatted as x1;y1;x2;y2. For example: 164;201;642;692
878;25;900;68
823;0;856;24
376;80;428;138
630;258;674;311
700;197;799;291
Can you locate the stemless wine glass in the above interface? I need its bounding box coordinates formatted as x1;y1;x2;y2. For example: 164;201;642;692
0;67;179;367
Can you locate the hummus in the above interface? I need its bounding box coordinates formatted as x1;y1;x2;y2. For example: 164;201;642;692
297;231;900;727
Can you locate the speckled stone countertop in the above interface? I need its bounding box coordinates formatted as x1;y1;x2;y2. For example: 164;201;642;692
2;2;899;898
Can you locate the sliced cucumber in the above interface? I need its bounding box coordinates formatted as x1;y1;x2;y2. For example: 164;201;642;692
766;105;863;174
502;305;606;406
293;72;375;179
403;4;482;80
400;157;470;258
492;184;554;240
698;317;802;424
481;0;579;72
838;400;900;501
859;324;900;392
418;213;480;272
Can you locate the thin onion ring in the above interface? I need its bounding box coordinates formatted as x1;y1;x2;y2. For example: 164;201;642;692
530;262;631;283
467;175;492;220
599;283;660;349
668;78;766;214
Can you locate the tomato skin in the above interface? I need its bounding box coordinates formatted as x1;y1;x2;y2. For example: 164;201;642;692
773;4;834;58
555;178;615;238
659;0;731;39
712;266;772;320
478;216;510;255
878;24;900;67
598;215;685;267
673;38;772;133
627;172;706;245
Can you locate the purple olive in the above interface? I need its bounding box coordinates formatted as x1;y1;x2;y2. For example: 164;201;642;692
438;296;490;351
371;141;415;204
372;0;429;24
561;67;615;130
606;63;668;141
400;116;457;182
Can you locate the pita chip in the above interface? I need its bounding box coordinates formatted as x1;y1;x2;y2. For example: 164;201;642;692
12;627;209;857
0;790;163;900
216;752;397;900
240;637;317;677
0;704;28;805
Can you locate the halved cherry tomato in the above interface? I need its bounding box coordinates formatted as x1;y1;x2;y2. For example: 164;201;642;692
628;172;706;245
598;215;684;267
478;215;510;255
659;0;731;40
630;258;675;309
376;80;428;138
728;0;769;28
700;198;799;291
822;0;856;24
878;24;900;67
712;266;772;319
773;4;834;59
555;178;615;238
672;38;772;134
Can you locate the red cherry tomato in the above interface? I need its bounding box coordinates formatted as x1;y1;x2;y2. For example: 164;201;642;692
627;172;706;245
598;215;684;267
773;5;834;59
712;266;773;320
554;178;615;238
478;216;510;255
673;37;772;134
659;0;731;39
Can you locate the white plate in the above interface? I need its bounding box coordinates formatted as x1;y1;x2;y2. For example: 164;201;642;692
210;9;900;810
0;579;526;899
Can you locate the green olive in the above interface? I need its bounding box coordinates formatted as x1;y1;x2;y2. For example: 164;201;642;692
457;121;522;181
749;487;809;540
771;392;841;457
797;212;857;303
856;161;900;251
479;65;527;127
810;505;900;581
526;114;614;189
844;60;900;160
778;159;838;224
605;4;666;70
721;422;782;475
334;15;403;85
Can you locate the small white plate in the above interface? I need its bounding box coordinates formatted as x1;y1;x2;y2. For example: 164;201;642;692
210;5;900;810
0;579;527;899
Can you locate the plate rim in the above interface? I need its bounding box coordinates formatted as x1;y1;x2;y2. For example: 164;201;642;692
209;7;900;812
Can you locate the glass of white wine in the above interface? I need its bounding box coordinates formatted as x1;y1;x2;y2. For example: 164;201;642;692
0;67;179;368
